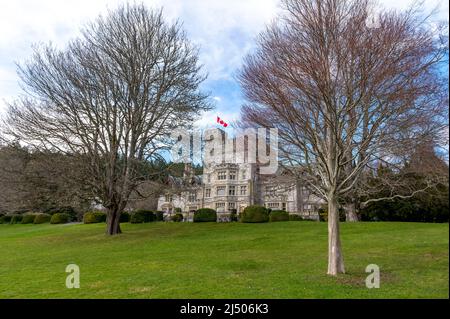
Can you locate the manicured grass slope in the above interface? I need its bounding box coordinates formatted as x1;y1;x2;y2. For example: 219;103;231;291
0;222;447;298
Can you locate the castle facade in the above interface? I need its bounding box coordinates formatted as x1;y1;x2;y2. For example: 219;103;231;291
157;128;323;221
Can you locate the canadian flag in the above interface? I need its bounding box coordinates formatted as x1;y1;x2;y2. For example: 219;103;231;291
217;116;228;127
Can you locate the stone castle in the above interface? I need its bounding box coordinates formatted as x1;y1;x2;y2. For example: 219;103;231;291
157;128;323;221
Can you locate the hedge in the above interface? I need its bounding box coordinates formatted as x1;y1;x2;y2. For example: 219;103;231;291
21;214;37;224
193;208;217;222
50;213;70;224
154;211;164;221
34;213;51;224
10;214;23;224
0;215;12;224
130;210;155;223
171;213;183;222
240;206;269;223
269;210;289;222
119;211;130;223
83;211;107;224
289;214;304;221
44;206;77;221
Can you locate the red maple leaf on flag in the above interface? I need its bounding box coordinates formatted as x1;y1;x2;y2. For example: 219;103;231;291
217;116;228;127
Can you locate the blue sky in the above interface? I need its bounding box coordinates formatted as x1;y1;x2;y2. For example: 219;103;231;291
0;0;448;130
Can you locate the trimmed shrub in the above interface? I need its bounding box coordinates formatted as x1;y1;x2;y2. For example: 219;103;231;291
0;215;12;224
240;205;269;223
171;213;183;222
34;213;51;224
154;211;164;221
83;211;107;224
269;210;289;222
193;208;217;222
44;206;78;221
119;211;130;223
10;214;23;224
130;210;155;223
59;206;77;221
50;213;70;224
21;214;37;224
289;214;304;221
130;212;145;223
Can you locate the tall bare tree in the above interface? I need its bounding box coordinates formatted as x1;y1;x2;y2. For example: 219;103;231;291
240;0;448;274
2;4;211;234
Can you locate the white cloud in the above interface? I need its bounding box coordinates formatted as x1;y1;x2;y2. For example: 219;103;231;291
0;0;280;114
0;0;447;116
152;0;280;81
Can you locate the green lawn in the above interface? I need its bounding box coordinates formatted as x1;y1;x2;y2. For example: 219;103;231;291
0;221;448;298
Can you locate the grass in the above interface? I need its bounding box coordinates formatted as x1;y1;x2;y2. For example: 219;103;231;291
0;221;448;298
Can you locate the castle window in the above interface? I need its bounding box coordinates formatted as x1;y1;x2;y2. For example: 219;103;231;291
229;171;236;180
188;192;197;202
228;186;235;196
240;186;247;195
242;170;246;180
165;195;173;202
217;171;226;180
217;186;225;196
215;202;225;209
228;202;236;210
267;202;279;208
207;174;211;183
205;188;211;198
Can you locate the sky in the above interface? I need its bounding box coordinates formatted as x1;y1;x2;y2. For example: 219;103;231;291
0;0;448;129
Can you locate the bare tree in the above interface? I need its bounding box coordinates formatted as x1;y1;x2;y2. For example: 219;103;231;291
0;144;92;214
240;0;448;274
358;140;449;207
1;4;211;234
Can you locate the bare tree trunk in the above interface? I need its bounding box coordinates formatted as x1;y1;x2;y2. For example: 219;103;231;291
106;206;122;235
345;202;359;222
327;194;345;275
